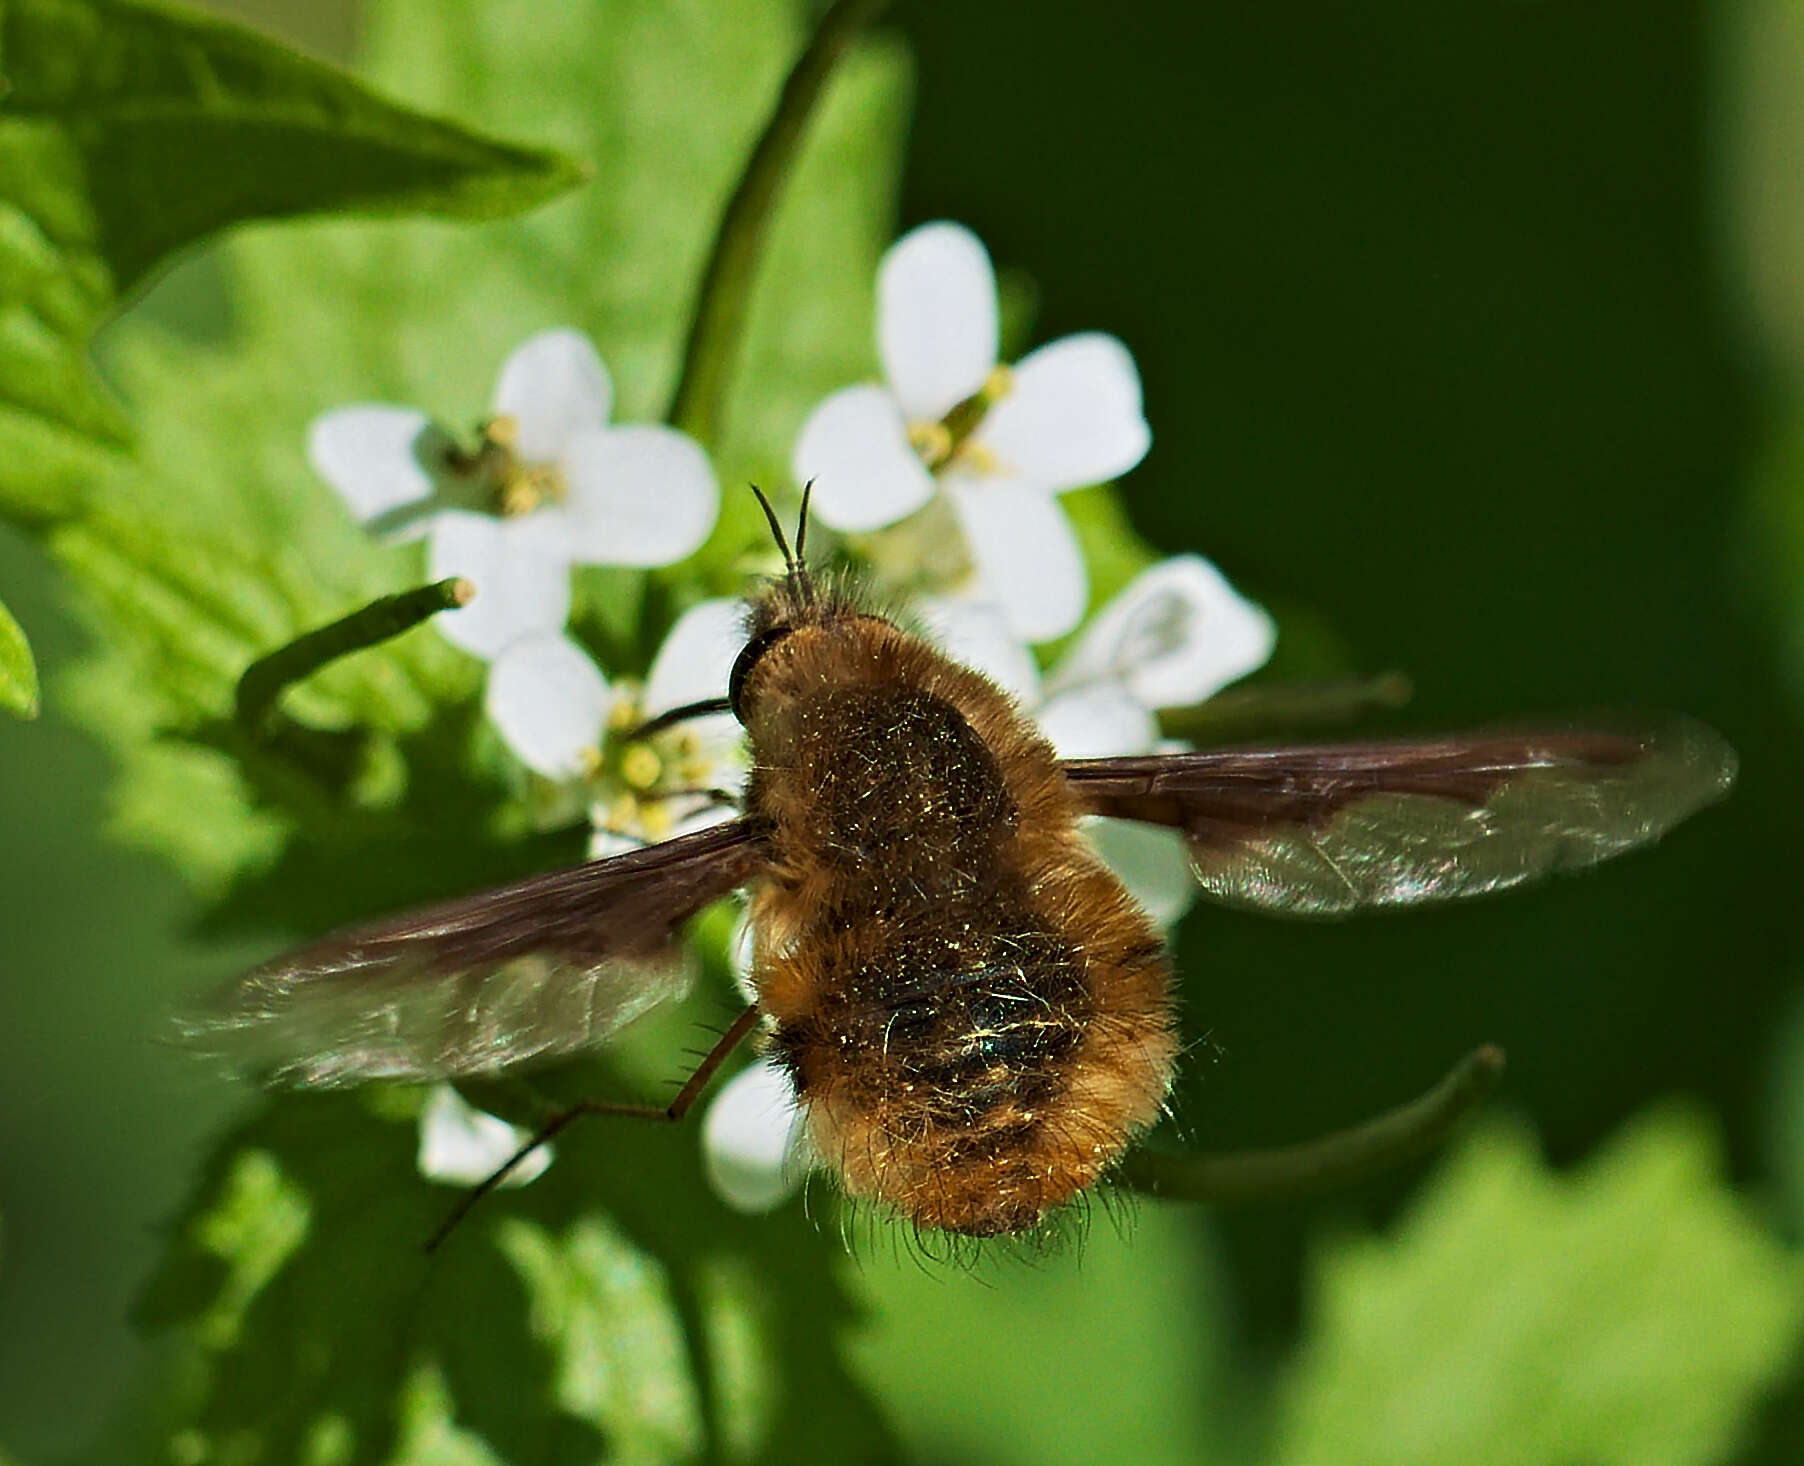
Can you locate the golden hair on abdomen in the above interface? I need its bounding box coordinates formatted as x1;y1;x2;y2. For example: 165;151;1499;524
737;583;1178;1237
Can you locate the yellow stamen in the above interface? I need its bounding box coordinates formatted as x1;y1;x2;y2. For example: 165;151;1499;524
497;475;540;517
484;414;521;449
577;745;604;780
621;744;663;791
908;419;953;468
639;801;675;840
607;697;643;735
982;363;1014;402
955;441;1000;476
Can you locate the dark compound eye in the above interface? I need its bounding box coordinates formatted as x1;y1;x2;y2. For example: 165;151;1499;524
727;624;794;722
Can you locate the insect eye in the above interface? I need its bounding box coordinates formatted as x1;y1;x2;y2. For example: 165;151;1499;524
728;625;793;722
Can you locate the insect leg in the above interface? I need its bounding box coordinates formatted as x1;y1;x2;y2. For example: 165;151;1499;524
653;785;745;812
424;1002;764;1252
630;697;735;739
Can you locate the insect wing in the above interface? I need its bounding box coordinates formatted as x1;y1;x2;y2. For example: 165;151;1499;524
186;819;770;1085
1063;719;1735;917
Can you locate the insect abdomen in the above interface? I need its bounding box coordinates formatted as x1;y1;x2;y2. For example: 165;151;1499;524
771;882;1112;1236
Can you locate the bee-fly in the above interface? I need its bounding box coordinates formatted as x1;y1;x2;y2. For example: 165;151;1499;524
194;488;1737;1238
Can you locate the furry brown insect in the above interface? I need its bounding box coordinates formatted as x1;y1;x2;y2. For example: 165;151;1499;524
736;569;1176;1234
193;494;1738;1239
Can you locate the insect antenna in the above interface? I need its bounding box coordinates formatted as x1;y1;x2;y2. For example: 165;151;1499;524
747;481;817;605
793;478;815;564
748;483;796;575
790;478;818;604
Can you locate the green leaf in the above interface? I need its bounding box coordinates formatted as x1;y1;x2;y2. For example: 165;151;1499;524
0;591;38;717
119;1084;895;1466
1273;1110;1804;1466
65;0;907;884
0;0;585;527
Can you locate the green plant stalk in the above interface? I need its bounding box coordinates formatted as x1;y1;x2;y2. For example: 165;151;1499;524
666;0;892;448
235;577;473;737
1120;1044;1507;1206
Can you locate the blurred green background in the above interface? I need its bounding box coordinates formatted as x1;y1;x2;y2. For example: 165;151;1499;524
5;0;1804;1461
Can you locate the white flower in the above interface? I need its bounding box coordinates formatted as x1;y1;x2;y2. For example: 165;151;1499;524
700;555;1276;1212
702;1058;810;1213
482;599;748;854
703;918;812;1215
793;222;1150;644
417;1083;551;1188
310;329;720;660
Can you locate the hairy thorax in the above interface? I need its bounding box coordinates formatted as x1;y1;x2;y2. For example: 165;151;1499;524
741;613;1178;1237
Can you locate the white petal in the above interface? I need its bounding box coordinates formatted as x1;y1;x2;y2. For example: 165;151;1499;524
1083;817;1198;929
486;633;613;780
588;799;738;863
1051;555;1277;710
703;1059;809;1214
667;801;742;841
878;222;1000;422
977;333;1150;491
308;405;438;534
793;385;936;532
588;827;645;861
1035;681;1158;759
427;511;572;661
644;599;746;717
418;1084;551;1188
727;906;757;1002
560;425;719;568
947;475;1088;643
492;328;612;462
916;597;1042;704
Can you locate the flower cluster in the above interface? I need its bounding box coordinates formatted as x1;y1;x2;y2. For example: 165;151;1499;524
794;222;1152;643
310;328;719;661
310;224;1274;1206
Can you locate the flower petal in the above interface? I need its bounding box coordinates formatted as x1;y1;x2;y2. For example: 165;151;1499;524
727;905;757;1002
978;333;1150;492
587;798;738;862
486;633;613;780
308;405;439;535
427;510;572;660
794;385;936;532
703;1059;809;1214
560;425;719;568
492;328;612;462
1035;681;1158;759
644;599;746;716
1082;816;1198;929
947;475;1089;643
878;221;1000;422
916;597;1042;704
1051;554;1277;710
643;599;747;783
418;1084;551;1188
588;827;646;861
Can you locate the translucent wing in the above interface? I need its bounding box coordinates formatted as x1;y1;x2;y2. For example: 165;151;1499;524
1062;719;1735;917
186;819;770;1085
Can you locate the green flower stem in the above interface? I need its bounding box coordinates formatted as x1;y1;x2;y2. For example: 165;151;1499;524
1120;1045;1506;1206
235;577;473;737
1159;671;1413;746
666;0;891;448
